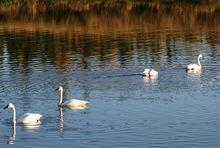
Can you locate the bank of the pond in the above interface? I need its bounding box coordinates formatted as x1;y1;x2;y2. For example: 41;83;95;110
0;0;220;19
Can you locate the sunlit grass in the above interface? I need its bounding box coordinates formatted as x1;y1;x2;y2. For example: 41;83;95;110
0;0;219;21
0;0;219;12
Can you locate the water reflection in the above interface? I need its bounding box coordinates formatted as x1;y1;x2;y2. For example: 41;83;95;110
7;124;16;145
0;8;219;72
142;76;158;87
22;124;41;130
186;69;202;91
0;5;220;148
0;30;197;72
59;107;64;133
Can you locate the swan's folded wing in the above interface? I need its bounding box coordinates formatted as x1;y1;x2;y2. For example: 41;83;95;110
72;99;89;105
62;99;89;109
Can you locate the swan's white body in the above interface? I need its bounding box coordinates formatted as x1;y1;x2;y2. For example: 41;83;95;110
56;86;89;109
142;69;158;77
17;113;42;125
4;103;42;125
186;54;202;71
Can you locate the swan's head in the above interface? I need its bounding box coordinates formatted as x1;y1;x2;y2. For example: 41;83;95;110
4;103;15;110
198;54;202;58
56;86;63;92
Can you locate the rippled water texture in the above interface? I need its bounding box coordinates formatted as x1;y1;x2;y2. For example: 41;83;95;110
0;11;220;147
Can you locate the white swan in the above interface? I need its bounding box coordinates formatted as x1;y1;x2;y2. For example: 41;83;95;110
142;68;158;77
186;54;202;71
4;103;42;125
56;86;89;109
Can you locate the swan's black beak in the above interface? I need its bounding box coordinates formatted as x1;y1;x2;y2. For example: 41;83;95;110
4;104;9;110
55;87;59;91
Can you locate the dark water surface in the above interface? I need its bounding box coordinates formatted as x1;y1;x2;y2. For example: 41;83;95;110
0;12;220;147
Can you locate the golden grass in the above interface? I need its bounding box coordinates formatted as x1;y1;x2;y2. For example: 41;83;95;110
0;0;220;19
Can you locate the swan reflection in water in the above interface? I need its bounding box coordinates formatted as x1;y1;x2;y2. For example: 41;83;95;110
58;107;83;133
142;75;158;87
186;68;202;90
7;123;16;144
7;120;41;144
58;106;89;134
23;123;41;130
59;107;64;133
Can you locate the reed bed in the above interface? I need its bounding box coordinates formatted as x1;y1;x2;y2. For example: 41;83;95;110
0;0;220;20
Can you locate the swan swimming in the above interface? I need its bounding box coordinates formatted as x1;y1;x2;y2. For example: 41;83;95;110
4;103;42;125
142;68;158;77
56;86;89;109
186;54;202;71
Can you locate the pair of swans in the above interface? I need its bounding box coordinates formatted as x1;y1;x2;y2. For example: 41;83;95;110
142;54;203;77
4;86;89;126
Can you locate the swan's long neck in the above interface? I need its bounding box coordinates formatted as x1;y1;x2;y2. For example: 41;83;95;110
59;89;64;105
198;56;201;67
11;106;16;124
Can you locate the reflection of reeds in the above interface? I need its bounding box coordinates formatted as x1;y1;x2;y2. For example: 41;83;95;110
0;1;220;70
1;9;220;39
0;17;220;71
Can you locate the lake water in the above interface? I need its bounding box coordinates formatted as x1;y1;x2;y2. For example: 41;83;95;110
0;11;220;147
